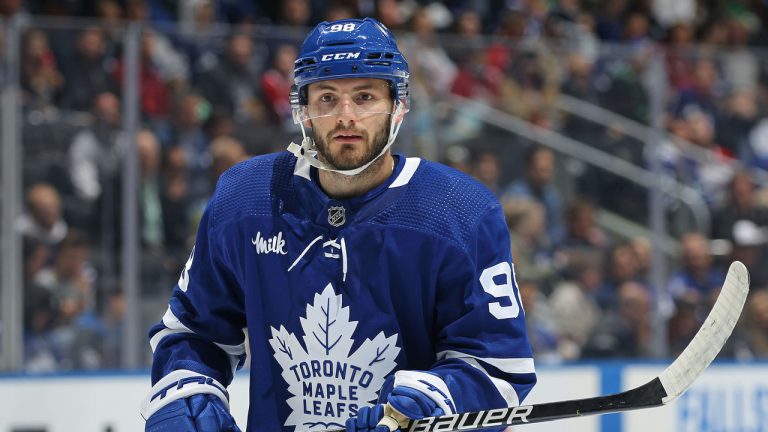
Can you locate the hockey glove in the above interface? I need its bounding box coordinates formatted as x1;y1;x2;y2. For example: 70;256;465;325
142;369;240;432
345;404;389;432
145;393;241;432
347;371;453;432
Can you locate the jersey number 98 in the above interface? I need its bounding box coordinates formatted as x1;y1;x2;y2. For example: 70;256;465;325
479;262;521;319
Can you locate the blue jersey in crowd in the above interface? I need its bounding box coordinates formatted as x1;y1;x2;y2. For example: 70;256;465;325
147;151;537;431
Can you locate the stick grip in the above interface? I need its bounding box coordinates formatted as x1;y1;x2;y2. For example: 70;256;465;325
377;404;411;431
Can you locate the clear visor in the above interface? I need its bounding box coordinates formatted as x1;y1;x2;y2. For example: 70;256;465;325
294;82;395;123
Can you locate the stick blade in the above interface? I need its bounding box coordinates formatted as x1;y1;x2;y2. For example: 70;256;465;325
658;260;750;403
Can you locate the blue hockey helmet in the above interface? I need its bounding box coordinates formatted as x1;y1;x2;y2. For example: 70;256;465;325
290;18;410;124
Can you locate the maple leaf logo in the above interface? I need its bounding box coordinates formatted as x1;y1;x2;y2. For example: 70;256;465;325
269;283;400;431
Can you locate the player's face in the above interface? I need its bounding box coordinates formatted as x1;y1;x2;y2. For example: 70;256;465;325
307;78;393;171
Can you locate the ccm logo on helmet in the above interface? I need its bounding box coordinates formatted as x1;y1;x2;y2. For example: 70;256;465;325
321;52;361;61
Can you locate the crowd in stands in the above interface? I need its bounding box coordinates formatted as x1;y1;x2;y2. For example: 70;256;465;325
6;0;768;371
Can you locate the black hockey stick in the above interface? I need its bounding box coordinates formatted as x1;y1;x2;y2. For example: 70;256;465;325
325;260;750;432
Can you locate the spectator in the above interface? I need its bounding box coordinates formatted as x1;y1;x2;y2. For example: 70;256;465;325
375;0;406;32
178;0;217;36
125;1;190;89
599;41;652;125
717;90;759;157
743;290;768;358
595;243;642;310
631;236;654;283
518;279;561;363
29;230;96;370
195;32;267;124
94;0;124;57
20;29;63;112
666;294;701;358
504;198;556;288
470;149;503;196
652;0;695;29
98;285;125;368
664;23;697;92
583;281;653;358
68;92;123;206
0;0;30;19
36;230;104;370
503;146;565;245
22;236;56;370
560;197;607;252
399;7;458;159
561;53;598;104
686;110;734;202
133;129;177;302
176;0;227;73
160;146;192;256
728;219;768;289
114;31;172;120
500;43;560;122
260;43;297;128
595;0;627;40
16;183;69;246
722;15;759;93
670;57;722;123
653;110;734;209
401;7;458;99
323;3;356;21
667;232;726;302
158;93;212;199
209;135;248;184
136;129;165;250
59;27;117;112
278;0;312;27
549;251;603;360
711;170;768;242
454;8;484;38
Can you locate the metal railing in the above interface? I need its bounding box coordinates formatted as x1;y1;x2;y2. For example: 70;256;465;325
447;94;711;233
557;94;768;185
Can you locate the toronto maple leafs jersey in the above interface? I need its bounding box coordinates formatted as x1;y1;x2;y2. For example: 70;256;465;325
148;151;537;431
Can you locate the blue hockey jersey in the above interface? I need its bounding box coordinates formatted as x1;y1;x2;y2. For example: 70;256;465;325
147;152;537;431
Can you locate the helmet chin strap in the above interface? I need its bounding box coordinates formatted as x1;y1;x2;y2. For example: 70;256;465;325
288;102;405;177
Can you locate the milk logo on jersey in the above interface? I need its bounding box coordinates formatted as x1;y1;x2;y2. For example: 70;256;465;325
269;284;400;431
252;231;288;255
328;206;346;227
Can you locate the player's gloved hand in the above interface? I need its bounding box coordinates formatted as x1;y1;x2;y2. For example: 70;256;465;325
385;385;445;420
145;394;241;432
345;404;389;432
347;374;448;432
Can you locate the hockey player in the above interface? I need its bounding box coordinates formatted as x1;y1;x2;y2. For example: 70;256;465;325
142;18;536;432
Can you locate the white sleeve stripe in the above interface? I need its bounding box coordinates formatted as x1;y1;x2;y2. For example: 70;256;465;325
162;307;192;331
215;341;246;356
389;157;420;188
489;375;520;407
436;350;536;374
459;357;520;407
150;328;193;352
394;370;457;415
152;307;246;356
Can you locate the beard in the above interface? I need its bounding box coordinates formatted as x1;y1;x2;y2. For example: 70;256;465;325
311;116;391;171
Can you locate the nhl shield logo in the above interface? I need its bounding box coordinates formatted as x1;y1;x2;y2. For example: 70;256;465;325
328;206;346;227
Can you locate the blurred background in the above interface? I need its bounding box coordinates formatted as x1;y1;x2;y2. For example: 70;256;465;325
1;0;768;429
